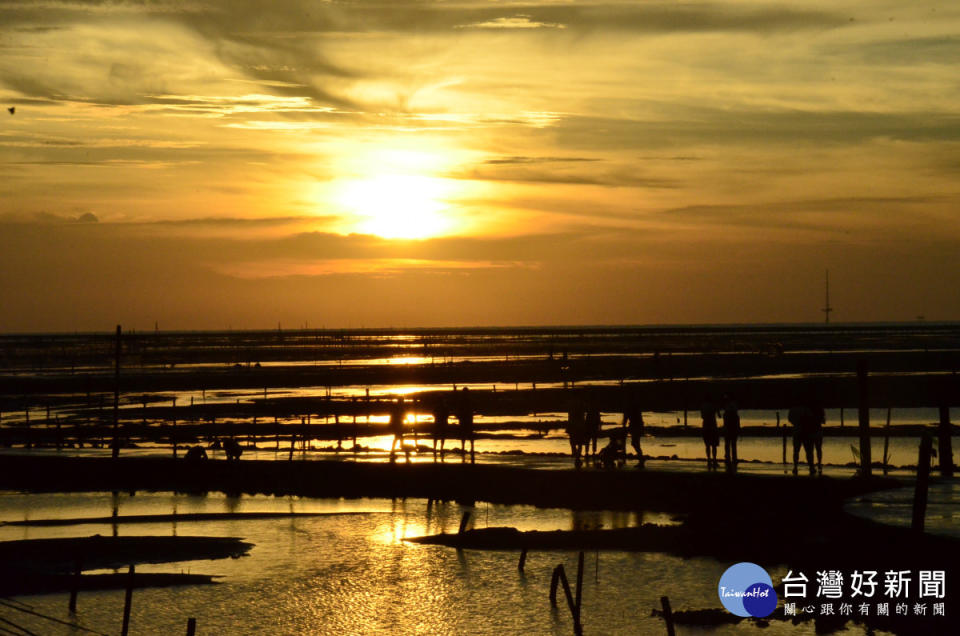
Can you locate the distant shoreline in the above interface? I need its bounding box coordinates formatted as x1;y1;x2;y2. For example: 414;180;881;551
3;320;960;338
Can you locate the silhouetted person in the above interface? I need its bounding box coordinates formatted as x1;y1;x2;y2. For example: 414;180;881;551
788;404;815;475
700;397;720;469
622;399;645;467
456;387;474;464
184;445;208;462
389;397;408;462
584;404;602;462
432;397;449;462
222;438;243;462
566;400;587;469
722;394;740;471
333;412;342;451
598;434;624;470
810;399;825;474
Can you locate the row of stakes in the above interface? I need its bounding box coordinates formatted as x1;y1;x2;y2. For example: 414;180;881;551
457;509;677;635
477;427;938;636
540;549;674;635
57;428;938;635
66;563;198;635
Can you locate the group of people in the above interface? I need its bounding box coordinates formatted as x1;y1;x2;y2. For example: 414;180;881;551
563;391;828;475
564;402;604;468
566;397;646;470
179;388;827;473
184;437;241;462
389;387;476;463
699;395;740;471
562;393;744;472
788;400;825;475
700;394;826;474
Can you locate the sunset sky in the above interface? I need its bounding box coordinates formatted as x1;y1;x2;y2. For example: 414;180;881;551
2;1;959;332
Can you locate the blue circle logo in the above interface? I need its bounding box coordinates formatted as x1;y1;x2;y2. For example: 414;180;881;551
718;562;778;617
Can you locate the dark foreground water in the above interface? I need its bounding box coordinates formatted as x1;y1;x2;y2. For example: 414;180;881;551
0;491;893;635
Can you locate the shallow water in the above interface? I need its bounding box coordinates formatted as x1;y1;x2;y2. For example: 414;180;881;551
846;479;960;540
0;492;884;635
7;431;957;480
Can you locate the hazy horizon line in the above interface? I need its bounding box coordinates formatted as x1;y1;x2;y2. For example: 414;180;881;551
2;319;957;338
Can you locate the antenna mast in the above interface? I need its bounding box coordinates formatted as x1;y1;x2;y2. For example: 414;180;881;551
822;270;833;324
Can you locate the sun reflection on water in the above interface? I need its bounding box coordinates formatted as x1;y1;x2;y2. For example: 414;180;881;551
0;492;803;634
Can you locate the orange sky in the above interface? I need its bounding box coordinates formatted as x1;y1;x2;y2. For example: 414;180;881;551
2;1;959;331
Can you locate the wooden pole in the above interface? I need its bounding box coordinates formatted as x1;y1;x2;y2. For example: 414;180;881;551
550;565;560;605
518;548;528;573
112;492;119;537
574;551;584;626
856;360;872;477
458;510;471;534
660;596;676;636
68;558;81;613
882;407;892;475
120;564;135;636
112;325;121;459
186;618;197;636
335;412;342;451
548;563;582;634
779;412;786;465
549;565;578;623
912;433;933;533
172;398;178;459
938;405;954;478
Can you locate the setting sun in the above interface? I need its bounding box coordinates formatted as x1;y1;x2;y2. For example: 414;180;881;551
3;2;960;633
4;0;960;329
336;173;455;239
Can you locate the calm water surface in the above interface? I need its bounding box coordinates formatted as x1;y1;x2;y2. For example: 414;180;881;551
0;491;888;635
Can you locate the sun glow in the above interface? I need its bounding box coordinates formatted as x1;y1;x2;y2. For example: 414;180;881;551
337;173;454;239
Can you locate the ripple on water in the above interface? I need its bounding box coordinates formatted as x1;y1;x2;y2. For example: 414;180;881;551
2;492;863;634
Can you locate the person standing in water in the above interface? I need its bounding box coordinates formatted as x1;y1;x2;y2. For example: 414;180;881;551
809;397;825;474
622;397;645;467
457;387;475;464
389;397;407;462
788;404;815;475
565;399;587;468
722;394;741;471
584;403;602;463
700;396;720;470
432;396;449;462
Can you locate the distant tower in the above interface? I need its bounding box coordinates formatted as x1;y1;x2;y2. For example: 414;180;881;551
822;270;833;324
